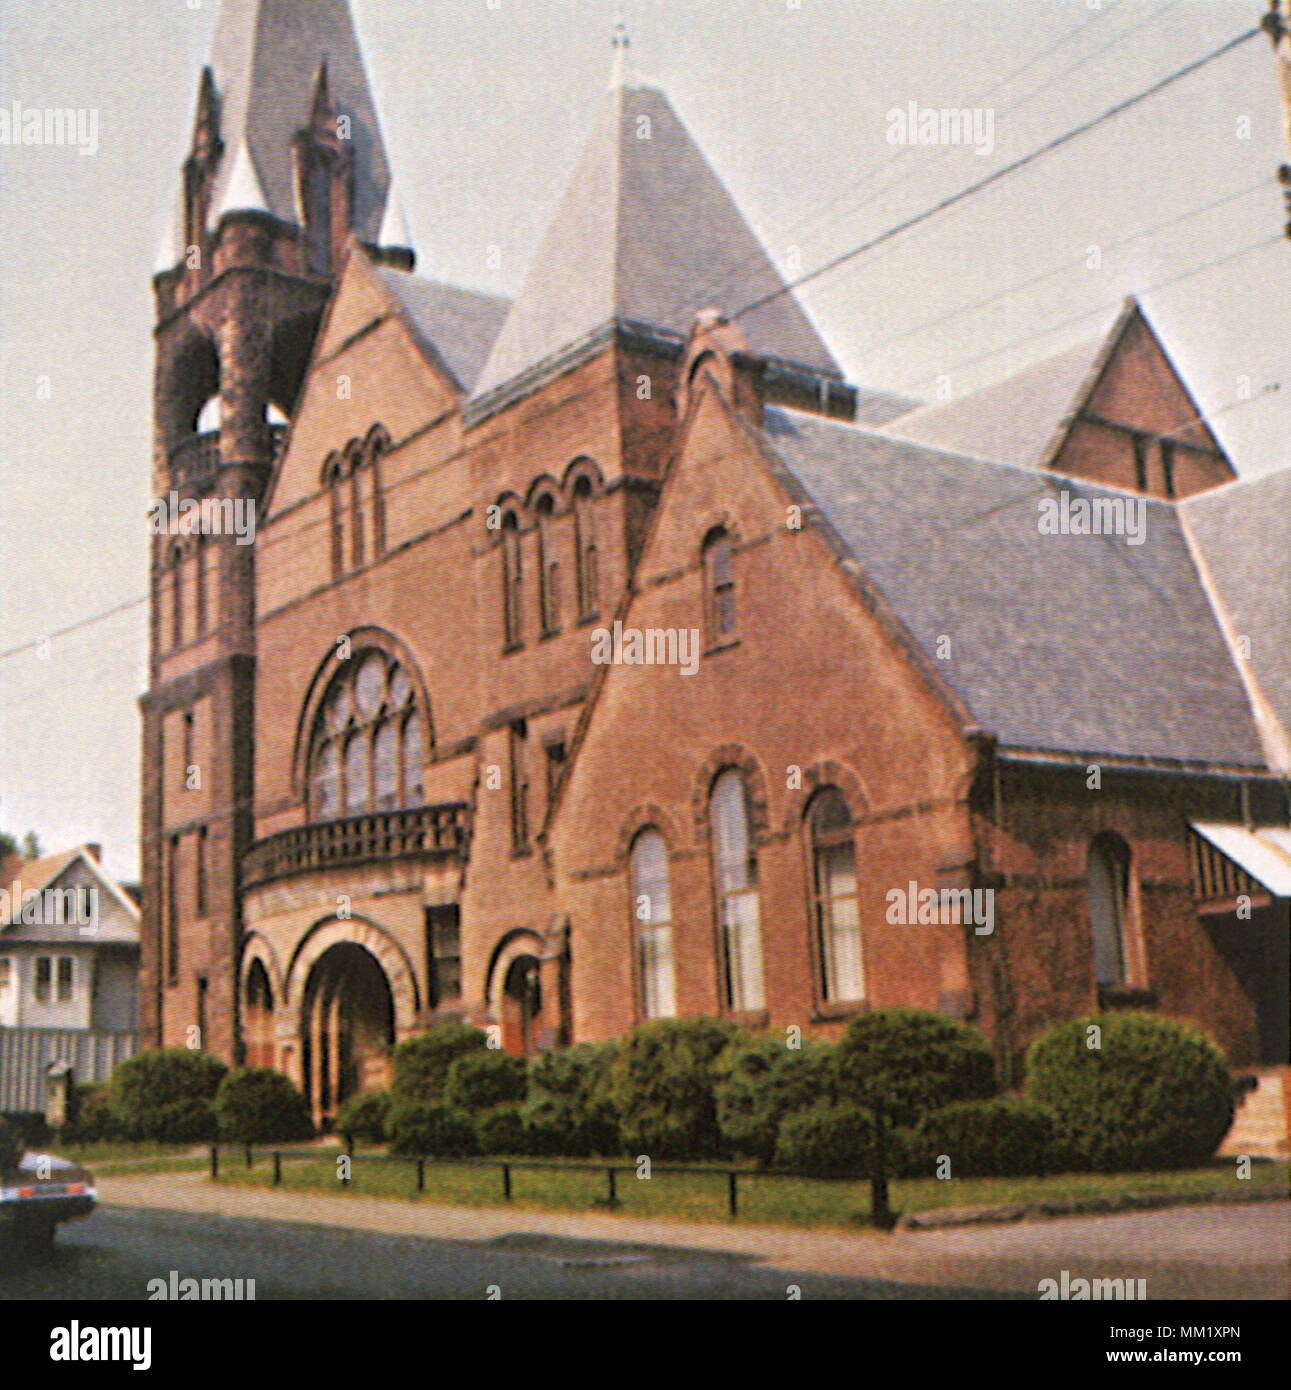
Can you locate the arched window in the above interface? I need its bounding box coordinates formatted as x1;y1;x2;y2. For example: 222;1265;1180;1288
703;528;736;643
350;461;366;570
808;789;863;1003
710;769;765;1012
630;829;676;1019
1089;833;1134;987
325;455;345;580
573;476;598;622
308;649;430;821
501;510;523;649
194;536;208;636
536;493;560;635
370;434;388;558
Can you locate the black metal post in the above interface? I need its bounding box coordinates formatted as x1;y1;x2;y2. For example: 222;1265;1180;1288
606;1166;618;1206
272;1152;281;1186
416;1158;425;1193
210;1144;218;1179
244;1144;252;1169
502;1163;512;1201
728;1170;738;1218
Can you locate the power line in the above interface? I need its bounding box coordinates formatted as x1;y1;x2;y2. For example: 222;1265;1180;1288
898;233;1283;391
0;595;148;663
733;25;1263;324
855;176;1275;360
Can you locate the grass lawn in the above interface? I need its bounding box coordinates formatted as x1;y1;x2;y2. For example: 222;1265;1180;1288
215;1150;1290;1231
51;1142;209;1175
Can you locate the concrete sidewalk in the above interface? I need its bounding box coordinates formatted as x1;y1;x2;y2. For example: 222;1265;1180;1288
96;1171;1290;1299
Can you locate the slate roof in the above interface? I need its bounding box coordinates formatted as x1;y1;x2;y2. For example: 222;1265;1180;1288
1181;468;1291;764
472;78;840;404
761;407;1271;771
204;0;392;242
885;334;1111;468
375;266;512;394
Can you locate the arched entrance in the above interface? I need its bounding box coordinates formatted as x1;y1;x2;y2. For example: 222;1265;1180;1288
244;959;275;1069
501;954;543;1057
301;943;394;1123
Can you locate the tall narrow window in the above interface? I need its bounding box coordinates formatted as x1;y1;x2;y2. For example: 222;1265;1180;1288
350;467;366;569
371;440;388;558
328;464;345;580
196;825;207;917
509;720;529;852
171;546;184;649
573;477;598;621
710;769;765;1012
344;733;371;816
195;537;208;635
56;956;74;1003
402;711;425;807
1088;832;1133;987
1160;439;1176;498
182;711;195;791
703;529;736;643
1132;434;1149;492
167;835;180;986
631;829;677;1019
35;956;52;1004
373;721;399;811
313;741;341;820
809;789;863;1003
426;906;462;1007
536;494;560;635
502;511;523;648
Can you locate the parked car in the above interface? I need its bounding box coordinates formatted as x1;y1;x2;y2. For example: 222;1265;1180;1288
0;1119;96;1252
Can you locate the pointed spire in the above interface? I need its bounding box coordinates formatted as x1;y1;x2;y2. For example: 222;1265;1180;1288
472;76;838;404
199;0;392;241
209;138;270;226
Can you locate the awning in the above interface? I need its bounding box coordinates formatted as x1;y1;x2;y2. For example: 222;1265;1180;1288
1190;822;1291;902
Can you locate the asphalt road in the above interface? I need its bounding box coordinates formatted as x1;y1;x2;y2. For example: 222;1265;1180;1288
0;1206;1016;1301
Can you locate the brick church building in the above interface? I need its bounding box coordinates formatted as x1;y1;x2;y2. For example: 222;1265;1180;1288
142;0;1290;1122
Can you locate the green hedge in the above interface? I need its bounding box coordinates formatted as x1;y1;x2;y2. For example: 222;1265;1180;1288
388;1101;477;1158
836;1009;998;1126
773;1102;875;1178
611;1018;739;1161
391;1025;488;1107
476;1104;526;1156
334;1091;391;1146
522;1041;619;1157
1026;1013;1234;1172
107;1048;227;1143
444;1051;527;1112
716;1038;838;1167
214;1069;314;1145
908;1098;1055;1178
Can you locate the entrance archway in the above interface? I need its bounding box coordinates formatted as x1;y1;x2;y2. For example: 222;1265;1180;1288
301;943;395;1123
501;954;543;1057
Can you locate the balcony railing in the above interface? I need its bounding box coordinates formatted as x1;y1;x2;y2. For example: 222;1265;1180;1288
242;802;471;889
168;424;288;488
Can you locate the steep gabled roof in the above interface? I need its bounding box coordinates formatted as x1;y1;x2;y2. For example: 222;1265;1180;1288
203;0;393;242
0;847;140;941
374;265;511;395
1181;467;1291;770
472;76;840;405
763;407;1269;772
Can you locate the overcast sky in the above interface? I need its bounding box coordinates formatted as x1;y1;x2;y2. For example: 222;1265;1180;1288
1;0;1288;881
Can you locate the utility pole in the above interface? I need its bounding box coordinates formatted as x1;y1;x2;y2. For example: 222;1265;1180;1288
1264;0;1291;235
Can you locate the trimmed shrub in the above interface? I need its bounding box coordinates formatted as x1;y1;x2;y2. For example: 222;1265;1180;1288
444;1051;527;1113
611;1018;739;1162
475;1104;526;1156
391;1025;488;1107
148;1099;218;1144
0;1116;21;1173
1026;1013;1234;1172
388;1101;477;1158
333;1091;391;1146
107;1048;228;1142
62;1084;117;1143
908;1098;1055;1178
522;1042;619;1157
773;1102;874;1178
836;1009;998;1126
214;1069;313;1145
716;1039;839;1167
